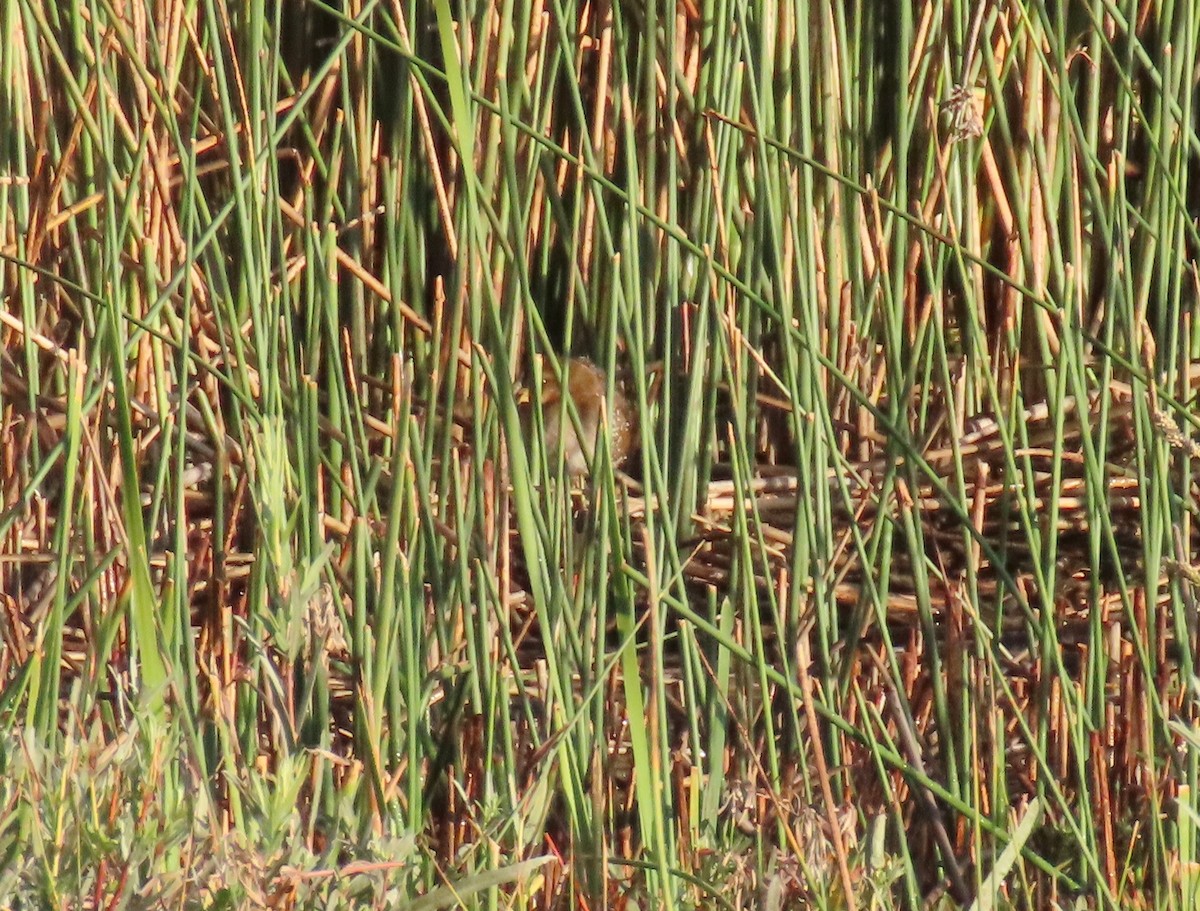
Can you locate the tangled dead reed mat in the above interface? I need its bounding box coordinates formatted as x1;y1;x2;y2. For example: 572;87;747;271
661;377;1198;635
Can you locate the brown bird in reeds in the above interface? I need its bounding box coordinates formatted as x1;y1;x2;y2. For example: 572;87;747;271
535;357;636;476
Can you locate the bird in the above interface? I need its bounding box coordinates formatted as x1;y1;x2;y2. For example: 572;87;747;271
537;357;635;476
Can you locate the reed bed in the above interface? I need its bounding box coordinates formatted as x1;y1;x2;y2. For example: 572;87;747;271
2;1;1200;909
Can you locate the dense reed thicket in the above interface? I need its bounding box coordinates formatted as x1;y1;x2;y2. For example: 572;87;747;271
2;1;1200;908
